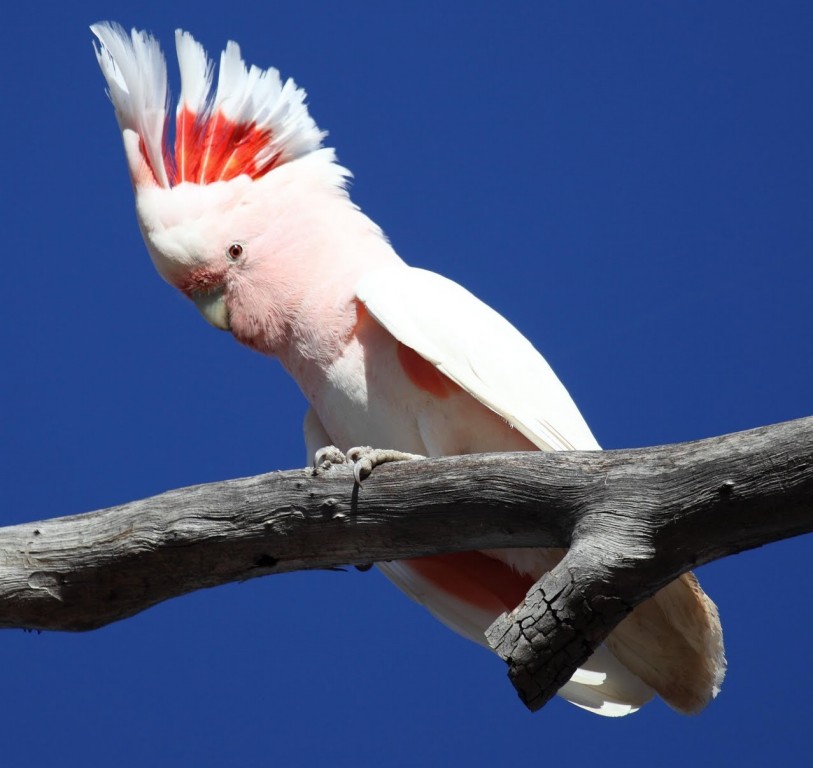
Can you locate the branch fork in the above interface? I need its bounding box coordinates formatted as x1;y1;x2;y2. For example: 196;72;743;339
1;416;812;710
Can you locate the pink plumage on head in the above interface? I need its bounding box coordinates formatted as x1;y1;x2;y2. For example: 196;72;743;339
92;23;325;188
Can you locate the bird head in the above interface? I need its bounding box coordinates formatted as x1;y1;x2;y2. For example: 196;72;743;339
91;23;331;332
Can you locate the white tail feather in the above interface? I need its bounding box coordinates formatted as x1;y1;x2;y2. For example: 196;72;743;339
378;560;655;717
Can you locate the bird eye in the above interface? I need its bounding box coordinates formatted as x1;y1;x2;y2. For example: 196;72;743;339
227;243;244;261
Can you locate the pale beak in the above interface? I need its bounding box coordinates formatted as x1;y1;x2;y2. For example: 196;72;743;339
191;286;231;331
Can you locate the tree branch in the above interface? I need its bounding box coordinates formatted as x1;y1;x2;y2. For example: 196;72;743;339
2;416;812;711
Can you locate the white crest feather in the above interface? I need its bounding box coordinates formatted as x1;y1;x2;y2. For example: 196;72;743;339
93;22;326;186
174;30;214;117
92;22;171;187
174;30;214;182
206;38;325;174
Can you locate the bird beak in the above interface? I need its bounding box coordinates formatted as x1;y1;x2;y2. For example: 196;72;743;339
191;286;231;331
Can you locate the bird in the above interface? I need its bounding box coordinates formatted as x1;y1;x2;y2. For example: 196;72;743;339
91;22;725;717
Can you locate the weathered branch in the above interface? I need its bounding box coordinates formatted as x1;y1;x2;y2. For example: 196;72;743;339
1;416;812;711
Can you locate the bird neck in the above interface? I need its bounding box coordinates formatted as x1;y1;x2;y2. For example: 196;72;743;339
224;153;403;382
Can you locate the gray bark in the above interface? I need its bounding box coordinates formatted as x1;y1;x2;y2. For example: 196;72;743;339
1;415;812;711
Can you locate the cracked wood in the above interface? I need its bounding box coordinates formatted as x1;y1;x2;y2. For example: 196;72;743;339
1;415;812;711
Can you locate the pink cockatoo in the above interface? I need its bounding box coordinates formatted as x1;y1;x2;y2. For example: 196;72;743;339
92;22;725;717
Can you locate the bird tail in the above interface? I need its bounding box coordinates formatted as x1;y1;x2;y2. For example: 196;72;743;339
379;555;657;717
380;552;724;716
606;572;726;714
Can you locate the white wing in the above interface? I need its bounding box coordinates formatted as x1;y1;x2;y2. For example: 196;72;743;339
355;267;724;717
355;266;600;452
356;267;657;715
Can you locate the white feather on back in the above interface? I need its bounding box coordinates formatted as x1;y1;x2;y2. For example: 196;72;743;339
356;267;601;453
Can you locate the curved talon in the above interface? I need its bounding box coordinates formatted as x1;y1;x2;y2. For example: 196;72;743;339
353;458;374;484
312;445;347;475
345;446;372;465
346;446;425;484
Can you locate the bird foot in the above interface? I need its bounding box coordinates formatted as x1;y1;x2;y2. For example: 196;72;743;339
345;446;425;484
312;445;347;475
312;445;421;571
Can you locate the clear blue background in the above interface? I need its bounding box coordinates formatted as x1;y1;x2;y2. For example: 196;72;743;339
2;2;811;766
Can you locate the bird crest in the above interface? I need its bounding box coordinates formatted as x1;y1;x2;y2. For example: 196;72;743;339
92;23;325;188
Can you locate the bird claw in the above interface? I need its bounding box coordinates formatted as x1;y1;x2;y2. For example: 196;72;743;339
312;444;423;483
345;446;424;484
312;446;421;571
312;445;347;475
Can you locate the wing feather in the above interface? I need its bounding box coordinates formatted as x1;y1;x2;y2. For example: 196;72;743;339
355;267;724;715
356;267;600;452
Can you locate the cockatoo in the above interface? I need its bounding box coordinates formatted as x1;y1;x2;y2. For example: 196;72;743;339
92;22;725;717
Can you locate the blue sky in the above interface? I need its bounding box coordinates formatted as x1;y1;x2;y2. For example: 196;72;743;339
2;2;812;766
